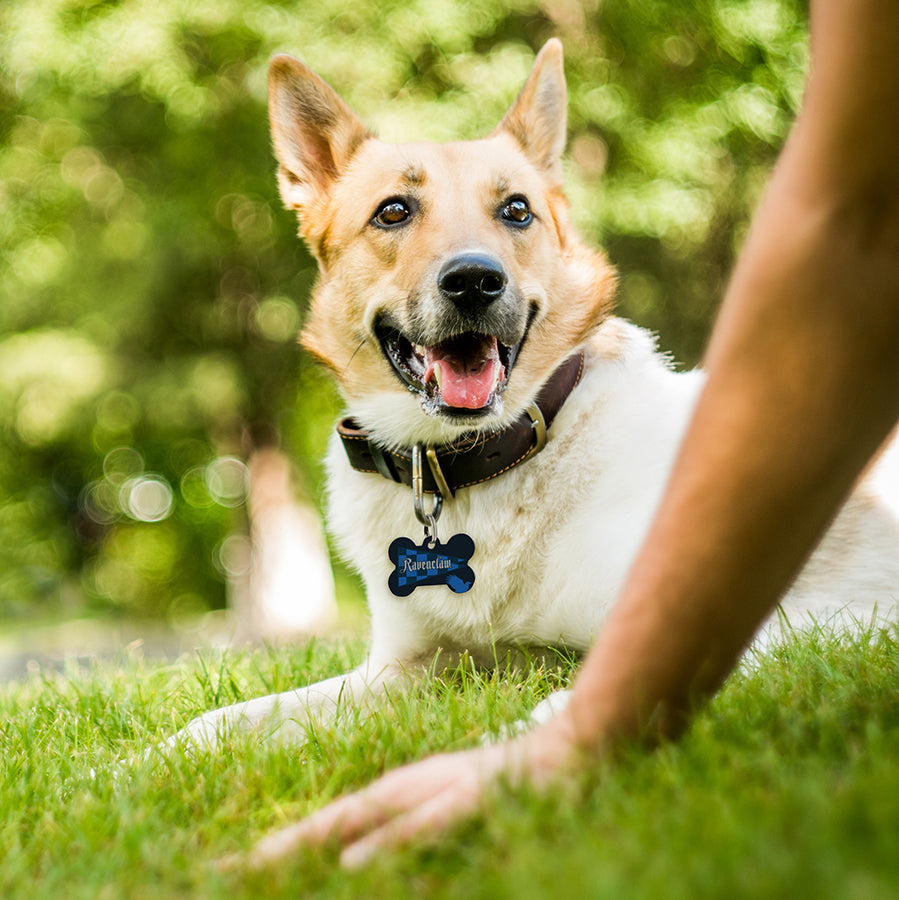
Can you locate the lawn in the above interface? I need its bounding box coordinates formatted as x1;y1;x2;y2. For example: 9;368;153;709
2;626;898;899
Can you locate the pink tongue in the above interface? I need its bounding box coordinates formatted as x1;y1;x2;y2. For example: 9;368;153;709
423;339;504;409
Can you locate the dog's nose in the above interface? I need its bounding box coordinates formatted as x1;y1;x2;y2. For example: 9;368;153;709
438;253;507;309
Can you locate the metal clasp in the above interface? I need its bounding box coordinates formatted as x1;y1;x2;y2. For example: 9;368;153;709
523;402;547;461
412;444;443;545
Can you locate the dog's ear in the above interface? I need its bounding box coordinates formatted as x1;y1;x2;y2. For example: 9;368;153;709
268;55;372;212
494;39;567;178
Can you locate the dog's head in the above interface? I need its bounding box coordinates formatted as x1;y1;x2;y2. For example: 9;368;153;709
269;40;616;447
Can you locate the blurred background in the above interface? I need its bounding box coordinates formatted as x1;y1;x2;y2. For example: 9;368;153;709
0;0;809;673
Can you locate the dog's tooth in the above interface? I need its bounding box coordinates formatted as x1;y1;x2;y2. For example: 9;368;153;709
423;361;442;388
414;344;425;357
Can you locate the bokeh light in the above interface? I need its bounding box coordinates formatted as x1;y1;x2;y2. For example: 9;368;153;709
120;476;174;523
205;457;249;509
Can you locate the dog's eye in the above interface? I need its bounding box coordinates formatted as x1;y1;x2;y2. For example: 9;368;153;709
373;199;412;228
501;196;533;227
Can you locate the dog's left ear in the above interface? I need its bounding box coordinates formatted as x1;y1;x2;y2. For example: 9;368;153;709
494;39;567;178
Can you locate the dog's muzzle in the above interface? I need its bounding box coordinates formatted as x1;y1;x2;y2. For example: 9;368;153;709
375;254;533;419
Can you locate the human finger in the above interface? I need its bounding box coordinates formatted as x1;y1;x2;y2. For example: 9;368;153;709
237;784;404;870
339;767;484;869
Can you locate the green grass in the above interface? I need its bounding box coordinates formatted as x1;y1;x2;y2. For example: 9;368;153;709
2;626;898;899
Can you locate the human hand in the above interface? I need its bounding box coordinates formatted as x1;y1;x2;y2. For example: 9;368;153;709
227;712;578;871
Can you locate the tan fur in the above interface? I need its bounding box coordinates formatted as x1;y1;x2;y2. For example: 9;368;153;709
268;40;616;432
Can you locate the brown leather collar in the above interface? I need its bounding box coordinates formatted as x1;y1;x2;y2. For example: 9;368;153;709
336;352;584;495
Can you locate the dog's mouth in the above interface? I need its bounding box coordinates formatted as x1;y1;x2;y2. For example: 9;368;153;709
376;321;529;417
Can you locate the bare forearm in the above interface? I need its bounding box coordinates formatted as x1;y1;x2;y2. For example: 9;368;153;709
565;0;899;750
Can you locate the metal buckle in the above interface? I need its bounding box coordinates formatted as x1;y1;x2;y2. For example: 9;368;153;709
523;402;547;460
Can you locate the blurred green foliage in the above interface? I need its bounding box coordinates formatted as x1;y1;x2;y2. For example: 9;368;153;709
0;0;809;621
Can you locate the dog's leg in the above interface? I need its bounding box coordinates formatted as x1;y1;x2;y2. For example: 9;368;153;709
158;657;417;756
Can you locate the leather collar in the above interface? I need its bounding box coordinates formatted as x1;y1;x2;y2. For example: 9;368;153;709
336;352;584;495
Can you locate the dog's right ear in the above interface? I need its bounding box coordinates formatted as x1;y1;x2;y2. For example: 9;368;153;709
268;55;372;213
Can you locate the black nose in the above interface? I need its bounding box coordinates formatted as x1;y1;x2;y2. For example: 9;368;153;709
438;253;507;310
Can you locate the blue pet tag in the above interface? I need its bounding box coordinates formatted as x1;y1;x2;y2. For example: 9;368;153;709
388;533;476;597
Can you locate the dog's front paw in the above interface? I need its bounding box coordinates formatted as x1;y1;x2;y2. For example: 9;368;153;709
161;709;227;754
483;688;573;745
150;694;318;761
126;710;228;770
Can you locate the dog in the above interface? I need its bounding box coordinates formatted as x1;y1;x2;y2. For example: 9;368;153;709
166;39;899;752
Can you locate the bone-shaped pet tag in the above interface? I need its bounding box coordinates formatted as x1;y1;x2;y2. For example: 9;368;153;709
387;533;476;597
